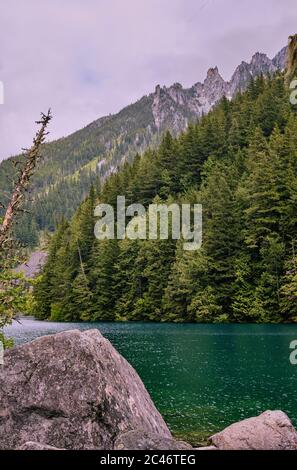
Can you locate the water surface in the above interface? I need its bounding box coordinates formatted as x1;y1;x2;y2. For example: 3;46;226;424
4;318;297;444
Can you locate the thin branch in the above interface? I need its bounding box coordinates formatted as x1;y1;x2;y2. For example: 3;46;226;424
77;242;88;283
0;110;52;253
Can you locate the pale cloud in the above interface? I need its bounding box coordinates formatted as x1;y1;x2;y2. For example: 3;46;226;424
0;0;296;161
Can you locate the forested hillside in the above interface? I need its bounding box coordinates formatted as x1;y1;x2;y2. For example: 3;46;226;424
0;95;158;246
0;46;286;247
33;72;297;323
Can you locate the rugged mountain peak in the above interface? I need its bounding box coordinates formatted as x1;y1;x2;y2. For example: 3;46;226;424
0;42;289;245
170;82;183;89
205;65;220;78
151;45;287;131
250;52;276;75
167;83;187;107
203;66;229;106
273;46;288;70
229;60;252;94
251;52;269;66
204;66;225;89
204;66;225;87
155;84;161;93
192;80;203;94
230;60;251;79
152;82;189;132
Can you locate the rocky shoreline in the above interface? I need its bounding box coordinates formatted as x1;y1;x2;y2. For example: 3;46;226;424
0;329;297;450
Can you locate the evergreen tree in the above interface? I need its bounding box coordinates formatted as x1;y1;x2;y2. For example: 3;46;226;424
72;268;93;321
280;242;297;321
33;73;297;324
90;239;119;321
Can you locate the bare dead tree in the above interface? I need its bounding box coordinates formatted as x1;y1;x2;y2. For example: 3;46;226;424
0;110;52;254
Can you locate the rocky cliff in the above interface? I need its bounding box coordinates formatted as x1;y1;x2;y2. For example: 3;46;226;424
151;46;287;132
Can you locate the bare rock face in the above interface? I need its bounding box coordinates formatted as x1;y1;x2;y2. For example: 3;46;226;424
151;45;287;132
114;429;192;450
210;411;297;450
0;329;171;450
273;46;288;70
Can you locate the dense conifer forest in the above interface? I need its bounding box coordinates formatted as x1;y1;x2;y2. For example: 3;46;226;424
33;73;297;323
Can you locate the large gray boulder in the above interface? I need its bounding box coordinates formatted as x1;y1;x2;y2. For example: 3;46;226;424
114;429;192;450
210;410;297;450
0;329;171;450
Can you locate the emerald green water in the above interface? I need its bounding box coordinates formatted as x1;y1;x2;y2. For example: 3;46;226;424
4;319;297;445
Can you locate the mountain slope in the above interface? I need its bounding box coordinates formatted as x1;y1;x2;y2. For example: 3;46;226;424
0;46;287;245
33;71;297;323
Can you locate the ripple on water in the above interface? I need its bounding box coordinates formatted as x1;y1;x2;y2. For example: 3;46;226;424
4;318;297;445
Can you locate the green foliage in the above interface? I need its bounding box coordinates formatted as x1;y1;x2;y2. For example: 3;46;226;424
0;95;162;246
0;271;28;327
0;331;13;349
33;74;297;323
0;260;32;346
280;247;297;321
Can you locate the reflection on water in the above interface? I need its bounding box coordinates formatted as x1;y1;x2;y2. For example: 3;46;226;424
4;318;297;443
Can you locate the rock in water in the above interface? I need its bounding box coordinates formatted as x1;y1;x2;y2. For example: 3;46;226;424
0;329;171;450
210;410;297;450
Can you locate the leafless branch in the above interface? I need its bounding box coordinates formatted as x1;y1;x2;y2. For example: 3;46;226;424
0;110;52;253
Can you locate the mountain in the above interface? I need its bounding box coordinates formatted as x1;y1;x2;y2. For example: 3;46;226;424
151;46;287;131
0;45;288;245
33;66;297;323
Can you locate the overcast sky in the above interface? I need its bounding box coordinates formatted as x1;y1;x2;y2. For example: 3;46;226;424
0;0;296;161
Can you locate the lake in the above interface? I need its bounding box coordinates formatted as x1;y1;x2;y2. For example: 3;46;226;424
4;318;297;445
